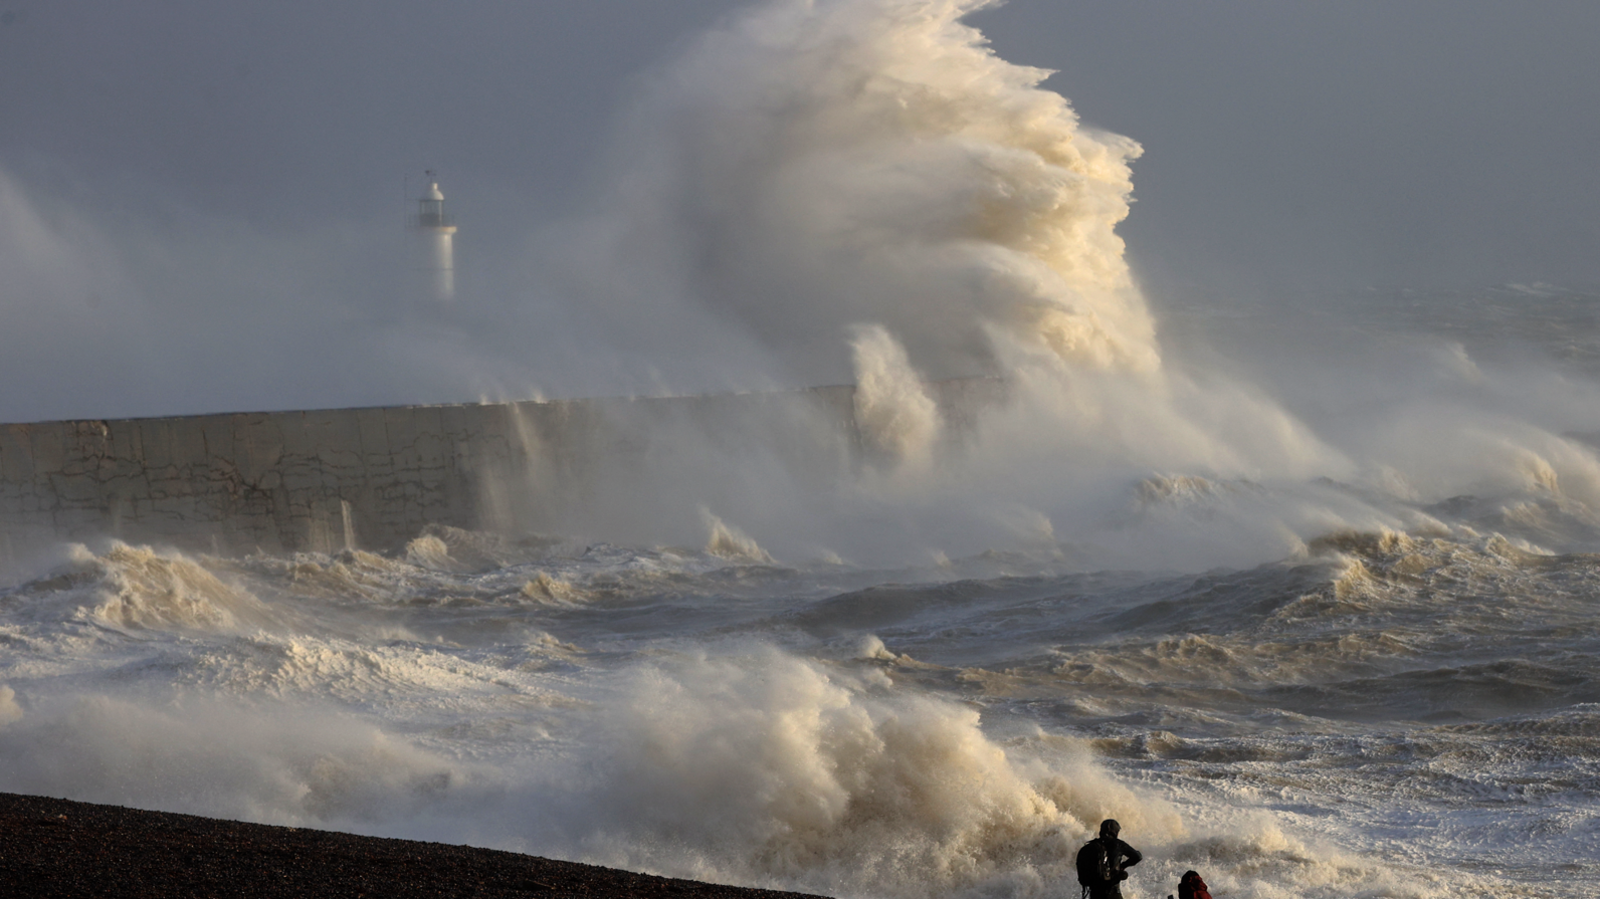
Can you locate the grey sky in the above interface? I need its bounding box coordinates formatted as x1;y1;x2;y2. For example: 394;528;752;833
1;0;1597;419
5;0;1595;282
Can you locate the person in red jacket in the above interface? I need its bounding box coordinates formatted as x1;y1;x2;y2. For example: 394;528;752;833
1176;870;1213;899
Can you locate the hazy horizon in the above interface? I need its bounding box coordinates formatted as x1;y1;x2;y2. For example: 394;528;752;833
2;0;1598;421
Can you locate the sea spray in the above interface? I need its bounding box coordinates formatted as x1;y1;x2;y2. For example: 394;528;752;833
550;0;1403;568
702;506;776;563
850;323;942;469
515;0;1600;576
569;647;1181;897
0;692;470;826
586;0;1158;385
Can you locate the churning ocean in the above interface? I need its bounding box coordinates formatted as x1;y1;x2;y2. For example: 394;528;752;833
2;2;1598;898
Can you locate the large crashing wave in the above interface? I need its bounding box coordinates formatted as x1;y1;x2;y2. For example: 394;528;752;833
568;0;1600;572
592;0;1157;385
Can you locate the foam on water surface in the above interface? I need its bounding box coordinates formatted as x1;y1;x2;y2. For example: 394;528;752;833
1;506;1597;898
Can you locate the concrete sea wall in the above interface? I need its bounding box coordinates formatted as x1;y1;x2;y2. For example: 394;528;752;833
0;380;1004;558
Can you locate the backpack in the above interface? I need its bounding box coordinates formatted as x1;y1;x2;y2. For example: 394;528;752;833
1075;838;1116;887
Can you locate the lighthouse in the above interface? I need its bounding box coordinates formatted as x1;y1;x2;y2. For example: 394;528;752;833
412;172;457;302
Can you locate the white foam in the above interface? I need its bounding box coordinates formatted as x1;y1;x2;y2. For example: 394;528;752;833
559;648;1180;897
577;0;1157;385
850;323;942;470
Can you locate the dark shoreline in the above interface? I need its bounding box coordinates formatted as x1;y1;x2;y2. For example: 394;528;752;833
0;792;830;899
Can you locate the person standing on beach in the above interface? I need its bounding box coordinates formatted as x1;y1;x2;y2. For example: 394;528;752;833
1076;818;1143;899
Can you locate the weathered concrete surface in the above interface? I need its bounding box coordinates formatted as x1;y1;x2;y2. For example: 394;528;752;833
0;380;1005;558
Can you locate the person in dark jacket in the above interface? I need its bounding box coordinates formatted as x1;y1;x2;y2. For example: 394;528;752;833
1176;870;1213;899
1087;819;1143;899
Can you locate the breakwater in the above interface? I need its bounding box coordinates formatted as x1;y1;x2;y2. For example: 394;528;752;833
0;380;1004;559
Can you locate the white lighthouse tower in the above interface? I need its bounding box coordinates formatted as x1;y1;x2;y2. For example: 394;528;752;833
412;171;457;302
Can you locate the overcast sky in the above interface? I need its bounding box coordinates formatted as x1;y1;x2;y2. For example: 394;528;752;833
1;0;1598;418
